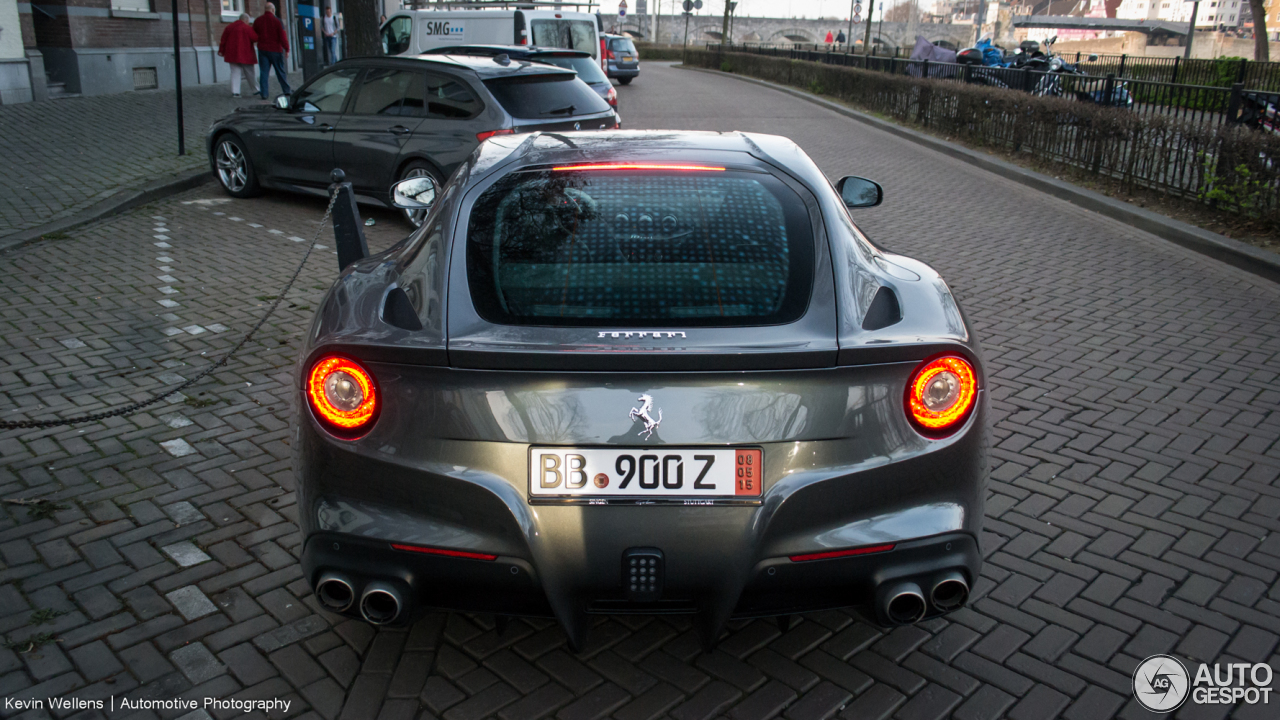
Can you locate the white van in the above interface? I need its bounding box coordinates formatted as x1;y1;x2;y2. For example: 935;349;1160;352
380;7;604;60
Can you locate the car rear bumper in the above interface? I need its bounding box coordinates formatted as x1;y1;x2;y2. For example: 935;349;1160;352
608;66;639;78
296;386;986;646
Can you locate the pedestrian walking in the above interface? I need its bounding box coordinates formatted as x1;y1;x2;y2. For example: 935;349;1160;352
254;2;292;100
825;30;834;48
323;5;339;66
218;13;259;98
836;29;846;48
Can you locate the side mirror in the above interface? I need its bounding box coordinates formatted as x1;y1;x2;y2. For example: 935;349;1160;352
836;176;883;208
1087;53;1099;62
391;175;440;210
274;94;291;110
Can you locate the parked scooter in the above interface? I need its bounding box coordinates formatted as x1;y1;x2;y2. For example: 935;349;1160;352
1240;91;1279;135
1075;79;1135;109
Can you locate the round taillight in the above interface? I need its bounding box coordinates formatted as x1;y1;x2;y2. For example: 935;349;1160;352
906;356;977;435
307;356;378;433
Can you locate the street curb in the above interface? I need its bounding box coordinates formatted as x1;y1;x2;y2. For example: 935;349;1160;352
680;64;1280;286
0;167;214;254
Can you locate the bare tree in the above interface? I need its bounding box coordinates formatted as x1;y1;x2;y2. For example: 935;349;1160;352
1248;0;1269;61
345;0;382;57
883;1;920;22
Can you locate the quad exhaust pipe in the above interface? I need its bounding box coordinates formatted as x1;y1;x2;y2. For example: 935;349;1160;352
931;572;970;612
360;581;403;625
879;573;970;626
316;574;405;625
883;582;927;625
316;573;355;612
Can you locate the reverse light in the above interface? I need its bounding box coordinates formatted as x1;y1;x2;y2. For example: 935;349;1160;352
391;543;498;561
790;543;895;562
477;129;516;142
551;163;725;172
307;356;378;432
906;356;977;435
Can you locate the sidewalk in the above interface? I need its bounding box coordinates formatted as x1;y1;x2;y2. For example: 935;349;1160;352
0;72;302;241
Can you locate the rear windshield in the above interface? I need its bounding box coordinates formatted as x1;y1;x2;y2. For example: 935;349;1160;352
466;169;814;327
530;19;598;57
609;38;637;53
483;74;610;118
533;54;608;84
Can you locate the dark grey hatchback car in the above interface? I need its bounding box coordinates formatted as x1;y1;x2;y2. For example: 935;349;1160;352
297;131;987;649
205;54;618;224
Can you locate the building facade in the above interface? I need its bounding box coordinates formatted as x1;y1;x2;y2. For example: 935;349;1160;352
7;0;331;102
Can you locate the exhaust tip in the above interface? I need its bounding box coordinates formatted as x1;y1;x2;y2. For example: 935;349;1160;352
931;573;969;612
316;573;354;612
885;583;927;625
360;583;402;625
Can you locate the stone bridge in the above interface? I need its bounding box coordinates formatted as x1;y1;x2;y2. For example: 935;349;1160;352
611;14;977;50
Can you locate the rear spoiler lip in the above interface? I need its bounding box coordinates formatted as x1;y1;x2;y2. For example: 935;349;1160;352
300;341;978;374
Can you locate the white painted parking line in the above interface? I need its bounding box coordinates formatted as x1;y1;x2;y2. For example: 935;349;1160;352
156;256;174;263
154;242;172;248
157;286;178;294
206;323;228;333
156;275;177;283
157;299;181;308
59;338;86;349
162;327;185;337
182;325;206;335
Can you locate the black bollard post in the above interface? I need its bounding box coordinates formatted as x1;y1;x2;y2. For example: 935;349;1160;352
329;169;368;271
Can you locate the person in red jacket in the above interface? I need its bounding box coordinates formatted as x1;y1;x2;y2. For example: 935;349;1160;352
218;13;259;98
253;2;293;100
825;30;834;48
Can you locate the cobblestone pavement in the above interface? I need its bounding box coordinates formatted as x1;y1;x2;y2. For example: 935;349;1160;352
0;62;1278;720
0;74;300;239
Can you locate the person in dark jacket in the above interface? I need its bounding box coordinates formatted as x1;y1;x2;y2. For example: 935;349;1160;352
254;2;292;100
218;13;259;97
836;29;846;47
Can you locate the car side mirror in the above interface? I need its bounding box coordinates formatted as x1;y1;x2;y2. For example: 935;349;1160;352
391;175;440;210
836;176;883;208
274;94;291;110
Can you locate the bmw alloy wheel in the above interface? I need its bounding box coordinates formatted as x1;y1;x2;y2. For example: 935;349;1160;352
400;166;434;227
216;140;248;193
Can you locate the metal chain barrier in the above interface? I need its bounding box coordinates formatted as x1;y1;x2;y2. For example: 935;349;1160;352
0;189;341;431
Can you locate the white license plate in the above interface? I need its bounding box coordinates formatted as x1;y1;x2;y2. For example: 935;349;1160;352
529;447;763;502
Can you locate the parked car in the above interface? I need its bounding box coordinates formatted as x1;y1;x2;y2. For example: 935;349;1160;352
296;130;988;649
602;33;639;84
381;8;602;59
206;55;618;226
425;45;616;109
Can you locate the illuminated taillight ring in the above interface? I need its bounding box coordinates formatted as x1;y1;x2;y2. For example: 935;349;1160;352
307;356;379;434
905;356;977;436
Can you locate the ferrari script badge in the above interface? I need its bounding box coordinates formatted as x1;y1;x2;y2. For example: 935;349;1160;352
629;394;662;439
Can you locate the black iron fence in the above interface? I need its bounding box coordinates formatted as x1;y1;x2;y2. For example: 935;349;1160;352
715;44;1276;130
686;48;1280;226
724;43;1280;93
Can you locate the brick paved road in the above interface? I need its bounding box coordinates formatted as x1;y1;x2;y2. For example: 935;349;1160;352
0;62;1278;720
0;75;300;239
